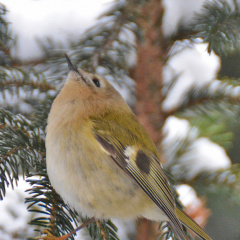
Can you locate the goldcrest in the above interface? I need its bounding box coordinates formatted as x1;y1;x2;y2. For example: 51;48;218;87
45;55;211;240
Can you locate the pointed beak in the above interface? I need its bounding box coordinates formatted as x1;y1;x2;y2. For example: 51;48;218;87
65;54;79;72
64;54;87;83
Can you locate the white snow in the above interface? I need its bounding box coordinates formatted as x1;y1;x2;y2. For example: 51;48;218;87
231;85;240;98
176;184;202;208
162;0;206;37
163;117;231;179
162;0;240;38
178;138;231;179
162;40;221;112
163;116;197;142
162;116;199;164
118;27;137;68
1;0;113;61
0;177;37;239
0;88;32;114
1;0;136;107
112;219;136;240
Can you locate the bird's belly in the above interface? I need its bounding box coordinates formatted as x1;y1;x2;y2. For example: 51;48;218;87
46;131;154;219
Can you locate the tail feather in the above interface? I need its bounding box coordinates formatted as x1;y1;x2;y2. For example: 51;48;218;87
176;207;212;240
168;221;188;240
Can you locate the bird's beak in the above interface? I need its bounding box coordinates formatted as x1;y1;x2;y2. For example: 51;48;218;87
65;54;87;83
65;54;78;72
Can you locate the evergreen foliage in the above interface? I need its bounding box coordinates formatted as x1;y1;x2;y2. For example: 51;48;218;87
0;3;13;64
193;0;240;55
0;0;240;239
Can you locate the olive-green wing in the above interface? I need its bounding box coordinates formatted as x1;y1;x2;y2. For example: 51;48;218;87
92;119;187;240
176;208;212;240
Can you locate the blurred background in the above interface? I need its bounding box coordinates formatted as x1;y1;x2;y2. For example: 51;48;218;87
0;0;240;239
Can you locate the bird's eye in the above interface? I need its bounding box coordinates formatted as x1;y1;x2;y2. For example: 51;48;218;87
92;78;100;88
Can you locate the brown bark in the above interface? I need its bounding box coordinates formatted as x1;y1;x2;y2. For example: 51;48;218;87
135;219;161;240
131;0;166;151
131;1;167;240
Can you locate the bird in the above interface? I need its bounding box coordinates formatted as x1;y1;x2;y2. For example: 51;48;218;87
45;54;212;240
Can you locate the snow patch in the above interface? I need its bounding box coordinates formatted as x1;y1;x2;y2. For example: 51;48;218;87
179;138;231;179
2;0;113;61
162;40;221;112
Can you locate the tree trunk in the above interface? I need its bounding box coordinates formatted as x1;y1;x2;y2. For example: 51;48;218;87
131;1;167;239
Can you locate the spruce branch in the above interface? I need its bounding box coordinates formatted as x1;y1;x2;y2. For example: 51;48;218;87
26;165;119;240
0;103;119;239
193;0;240;55
45;0;142;92
31;97;54;130
0;108;45;199
202;164;240;193
164;79;240;118
0;65;58;114
0;106;80;239
0;67;55;93
26;166;79;239
73;0;139;68
87;219;119;240
180;165;240;205
181;103;235;149
0;3;14;62
158;222;193;240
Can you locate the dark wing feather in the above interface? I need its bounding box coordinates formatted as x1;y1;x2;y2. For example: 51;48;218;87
92;120;187;240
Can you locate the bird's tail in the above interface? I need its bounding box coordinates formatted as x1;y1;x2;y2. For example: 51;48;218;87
176;207;212;240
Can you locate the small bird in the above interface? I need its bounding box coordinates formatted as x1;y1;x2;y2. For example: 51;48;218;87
45;55;211;240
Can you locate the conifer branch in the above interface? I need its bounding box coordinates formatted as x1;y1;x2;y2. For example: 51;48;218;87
87;219;119;240
193;0;240;55
164;79;240;118
158;222;194;240
201;164;240;193
0;108;45;199
45;0;144;92
0;3;14;60
0;65;58;114
0;67;55;92
26;167;79;239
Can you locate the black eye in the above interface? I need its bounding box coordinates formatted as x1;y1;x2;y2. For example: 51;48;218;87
92;78;100;88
